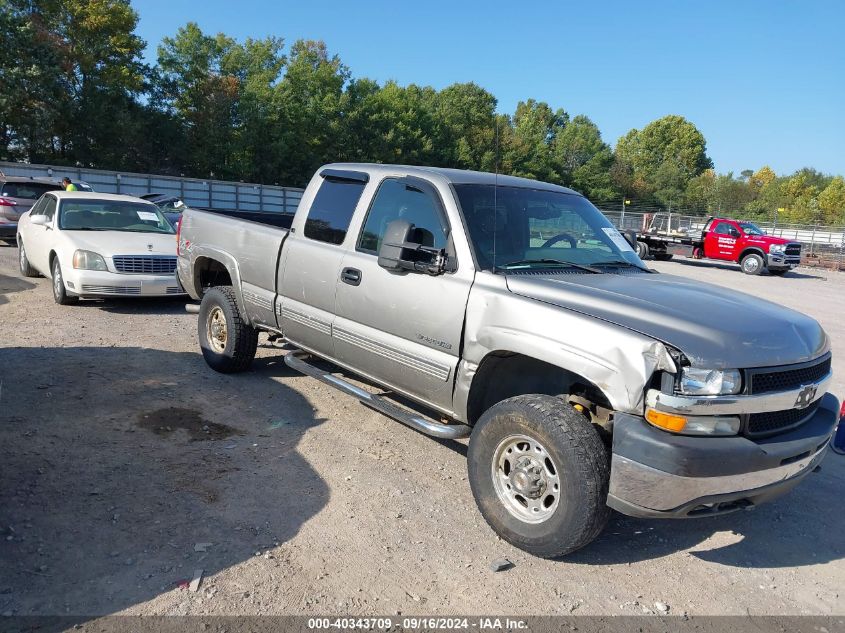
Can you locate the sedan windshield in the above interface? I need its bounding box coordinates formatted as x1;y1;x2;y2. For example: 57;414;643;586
738;222;765;236
58;200;175;234
453;184;645;271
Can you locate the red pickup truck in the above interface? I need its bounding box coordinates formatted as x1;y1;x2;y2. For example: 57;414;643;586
635;215;802;276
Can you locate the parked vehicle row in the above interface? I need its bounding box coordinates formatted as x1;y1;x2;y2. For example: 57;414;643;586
175;163;842;558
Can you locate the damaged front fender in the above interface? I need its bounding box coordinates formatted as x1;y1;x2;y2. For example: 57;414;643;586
453;274;676;419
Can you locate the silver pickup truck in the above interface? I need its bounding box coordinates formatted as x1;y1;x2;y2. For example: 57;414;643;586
177;163;840;557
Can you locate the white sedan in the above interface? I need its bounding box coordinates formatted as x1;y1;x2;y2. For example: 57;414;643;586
16;191;185;304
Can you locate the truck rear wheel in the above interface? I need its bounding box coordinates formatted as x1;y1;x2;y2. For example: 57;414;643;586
198;285;258;373
740;253;764;275
467;395;610;558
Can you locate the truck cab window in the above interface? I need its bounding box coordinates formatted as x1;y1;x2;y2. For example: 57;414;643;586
713;222;732;236
358;179;447;253
304;177;367;245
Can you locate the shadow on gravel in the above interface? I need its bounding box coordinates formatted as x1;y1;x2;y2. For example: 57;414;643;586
86;297;188;316
0;272;36;306
0;346;328;621
565;473;845;568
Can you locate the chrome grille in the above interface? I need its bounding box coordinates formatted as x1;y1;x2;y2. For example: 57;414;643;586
747;354;831;395
81;285;141;295
112;255;177;274
746;400;820;437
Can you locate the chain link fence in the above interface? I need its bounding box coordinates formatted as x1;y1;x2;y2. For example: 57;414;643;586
0;161;304;215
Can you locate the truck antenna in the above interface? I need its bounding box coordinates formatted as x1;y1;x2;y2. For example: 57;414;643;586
493;116;499;270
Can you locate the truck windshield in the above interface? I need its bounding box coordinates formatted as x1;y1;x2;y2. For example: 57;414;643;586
738;222;765;236
58;200;175;234
453;184;645;272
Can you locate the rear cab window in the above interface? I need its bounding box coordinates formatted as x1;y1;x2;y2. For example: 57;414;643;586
304;171;368;245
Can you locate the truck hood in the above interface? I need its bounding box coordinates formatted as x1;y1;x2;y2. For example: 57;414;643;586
505;271;827;369
64;230;177;257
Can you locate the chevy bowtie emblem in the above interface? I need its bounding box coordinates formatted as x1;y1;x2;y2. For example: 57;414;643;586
794;384;817;409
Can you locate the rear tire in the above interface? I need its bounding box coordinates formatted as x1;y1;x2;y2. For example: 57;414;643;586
635;241;648;259
467;395;610;558
198;285;258;373
51;258;78;305
18;240;38;277
741;253;764;275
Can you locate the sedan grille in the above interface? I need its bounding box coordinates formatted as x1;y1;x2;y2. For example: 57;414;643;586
81;285;141;295
746;400;820;437
112;256;177;274
747;354;831;395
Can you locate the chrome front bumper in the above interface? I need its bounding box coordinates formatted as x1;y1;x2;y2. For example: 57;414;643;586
767;252;800;268
608;393;838;518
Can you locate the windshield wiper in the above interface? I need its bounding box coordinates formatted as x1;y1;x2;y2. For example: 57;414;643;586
66;227;110;231
499;259;602;273
591;260;641;267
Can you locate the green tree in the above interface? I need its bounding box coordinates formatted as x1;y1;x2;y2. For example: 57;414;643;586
615;115;712;202
552;114;614;199
818;176;845;224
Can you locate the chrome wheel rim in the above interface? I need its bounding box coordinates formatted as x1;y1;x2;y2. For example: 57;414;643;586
744;257;760;273
207;306;228;353
53;263;62;297
492;434;560;523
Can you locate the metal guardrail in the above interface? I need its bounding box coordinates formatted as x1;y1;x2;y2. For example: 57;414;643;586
0;161;304;214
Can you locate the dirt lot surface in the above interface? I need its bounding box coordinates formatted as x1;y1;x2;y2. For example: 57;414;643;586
1;247;843;618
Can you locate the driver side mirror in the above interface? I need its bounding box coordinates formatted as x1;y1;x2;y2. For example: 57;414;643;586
30;215;50;227
378;219;446;275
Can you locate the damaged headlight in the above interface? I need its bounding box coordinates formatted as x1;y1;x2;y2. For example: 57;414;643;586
679;367;741;395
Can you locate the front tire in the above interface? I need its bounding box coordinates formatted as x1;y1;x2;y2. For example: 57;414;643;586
18;240;38;277
198;285;258;373
51;258;78;305
467;395;610;558
741;253;764;275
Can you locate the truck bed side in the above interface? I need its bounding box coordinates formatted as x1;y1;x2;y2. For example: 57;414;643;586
177;208;289;326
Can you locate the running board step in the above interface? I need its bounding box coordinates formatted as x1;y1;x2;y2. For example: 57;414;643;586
284;351;471;440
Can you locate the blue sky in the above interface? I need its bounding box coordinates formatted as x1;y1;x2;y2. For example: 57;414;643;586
133;0;845;176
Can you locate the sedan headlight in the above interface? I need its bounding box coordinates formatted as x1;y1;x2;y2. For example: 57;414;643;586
769;244;785;254
679;367;741;395
73;249;108;271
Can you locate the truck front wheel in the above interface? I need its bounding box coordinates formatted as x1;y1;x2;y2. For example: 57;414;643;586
198;285;258;373
467;395;610;558
740;253;764;275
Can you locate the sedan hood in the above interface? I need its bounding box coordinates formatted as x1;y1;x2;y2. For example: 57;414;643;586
65;230;177;257
505;270;827;369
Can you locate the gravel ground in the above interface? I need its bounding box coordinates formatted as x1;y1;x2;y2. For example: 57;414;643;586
0;246;843;619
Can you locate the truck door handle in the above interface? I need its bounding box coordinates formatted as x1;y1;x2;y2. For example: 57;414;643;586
341;267;362;286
